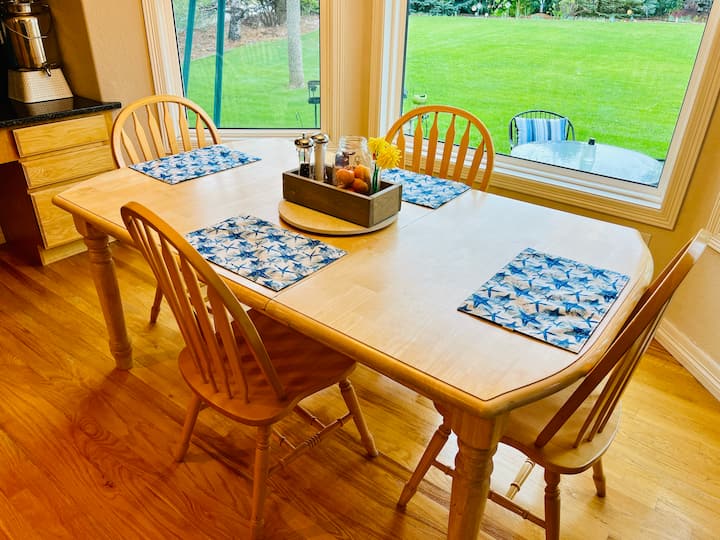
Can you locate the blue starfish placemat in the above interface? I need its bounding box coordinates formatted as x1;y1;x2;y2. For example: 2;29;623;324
458;248;630;352
130;144;261;184
381;168;469;209
185;215;345;292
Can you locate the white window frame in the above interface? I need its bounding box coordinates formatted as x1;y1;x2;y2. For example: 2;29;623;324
372;1;720;230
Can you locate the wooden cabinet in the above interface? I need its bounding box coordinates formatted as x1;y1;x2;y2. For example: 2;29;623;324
0;111;116;265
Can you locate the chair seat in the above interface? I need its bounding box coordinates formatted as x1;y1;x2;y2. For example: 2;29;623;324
179;309;356;426
501;381;621;475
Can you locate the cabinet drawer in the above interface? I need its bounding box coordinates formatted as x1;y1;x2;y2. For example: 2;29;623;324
31;184;81;248
22;143;115;189
13;114;110;157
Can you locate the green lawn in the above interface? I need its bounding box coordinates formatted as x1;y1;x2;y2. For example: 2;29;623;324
186;30;320;129
404;16;704;157
185;16;704;158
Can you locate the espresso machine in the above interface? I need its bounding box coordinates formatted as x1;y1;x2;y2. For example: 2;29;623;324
1;0;72;102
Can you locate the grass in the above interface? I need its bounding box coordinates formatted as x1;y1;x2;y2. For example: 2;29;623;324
403;16;704;156
186;30;320;129
185;16;704;157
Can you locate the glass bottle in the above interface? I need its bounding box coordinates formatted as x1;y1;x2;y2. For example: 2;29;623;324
333;135;372;191
579;137;596;172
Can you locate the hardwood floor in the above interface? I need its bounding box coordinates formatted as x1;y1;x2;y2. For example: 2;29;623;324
0;242;719;539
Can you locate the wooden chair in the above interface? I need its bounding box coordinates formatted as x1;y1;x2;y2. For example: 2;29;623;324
397;231;709;540
111;94;221;167
384;104;496;191
111;94;221;323
509;109;575;149
121;201;378;540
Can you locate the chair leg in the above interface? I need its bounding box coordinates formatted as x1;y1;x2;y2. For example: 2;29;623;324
174;393;202;462
543;470;561;540
339;378;378;457
397;415;451;508
506;458;535;499
592;459;606;497
149;285;163;324
250;425;271;540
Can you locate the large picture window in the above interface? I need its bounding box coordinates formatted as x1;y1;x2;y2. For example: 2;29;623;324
145;0;719;228
402;2;711;189
170;0;321;130
378;0;720;228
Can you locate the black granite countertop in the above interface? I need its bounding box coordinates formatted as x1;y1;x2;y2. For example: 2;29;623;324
0;96;121;129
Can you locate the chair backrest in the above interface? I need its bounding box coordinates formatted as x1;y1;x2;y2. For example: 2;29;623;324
111;94;222;167
384;104;495;191
534;230;709;449
121;201;286;403
509;110;575;149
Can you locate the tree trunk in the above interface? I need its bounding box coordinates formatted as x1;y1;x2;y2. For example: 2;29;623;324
287;0;304;89
228;0;242;41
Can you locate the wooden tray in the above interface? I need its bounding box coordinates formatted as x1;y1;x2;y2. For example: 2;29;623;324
282;168;402;228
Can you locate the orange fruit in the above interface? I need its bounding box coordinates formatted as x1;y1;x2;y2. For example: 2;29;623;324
354;164;371;181
335;168;355;187
351;178;369;194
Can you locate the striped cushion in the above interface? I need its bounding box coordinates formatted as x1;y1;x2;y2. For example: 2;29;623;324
516;117;568;145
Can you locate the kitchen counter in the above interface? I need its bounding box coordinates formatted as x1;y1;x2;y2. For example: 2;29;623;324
0;96;120;129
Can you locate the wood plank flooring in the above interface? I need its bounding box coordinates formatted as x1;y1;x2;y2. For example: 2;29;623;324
0;242;719;539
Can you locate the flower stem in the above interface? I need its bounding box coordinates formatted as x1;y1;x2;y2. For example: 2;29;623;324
371;165;380;194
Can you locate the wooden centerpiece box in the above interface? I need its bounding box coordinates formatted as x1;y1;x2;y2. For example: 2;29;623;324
282;168;402;228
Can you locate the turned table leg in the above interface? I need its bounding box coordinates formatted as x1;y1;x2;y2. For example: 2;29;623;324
76;218;133;369
446;408;506;539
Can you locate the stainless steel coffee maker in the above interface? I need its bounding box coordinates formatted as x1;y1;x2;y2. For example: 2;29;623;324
1;0;72;102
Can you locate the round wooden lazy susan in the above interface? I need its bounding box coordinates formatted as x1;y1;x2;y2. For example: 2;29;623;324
278;200;397;236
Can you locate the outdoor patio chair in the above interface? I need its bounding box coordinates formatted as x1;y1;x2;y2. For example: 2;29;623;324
509;110;575;149
307;80;320;125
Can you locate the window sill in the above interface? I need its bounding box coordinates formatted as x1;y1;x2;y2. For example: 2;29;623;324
489;155;674;228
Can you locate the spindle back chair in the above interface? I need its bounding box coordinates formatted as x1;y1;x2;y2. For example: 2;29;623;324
384;104;496;191
398;230;709;540
111;94;222;323
121;201;378;540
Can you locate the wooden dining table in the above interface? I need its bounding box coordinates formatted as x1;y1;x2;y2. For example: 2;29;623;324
53;137;653;538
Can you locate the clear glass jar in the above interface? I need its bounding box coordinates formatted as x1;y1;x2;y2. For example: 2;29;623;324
333;135;373;192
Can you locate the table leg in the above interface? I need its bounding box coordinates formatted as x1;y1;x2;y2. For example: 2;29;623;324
75;217;133;369
446;408;506;539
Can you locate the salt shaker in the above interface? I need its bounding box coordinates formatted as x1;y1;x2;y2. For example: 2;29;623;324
310;132;329;182
294;134;314;178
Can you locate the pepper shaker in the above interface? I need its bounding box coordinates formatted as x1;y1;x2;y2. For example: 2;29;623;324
294;133;314;178
310;132;329;182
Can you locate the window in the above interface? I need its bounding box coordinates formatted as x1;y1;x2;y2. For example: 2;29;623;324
144;1;720;229
148;0;321;132
382;1;720;228
403;7;708;189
